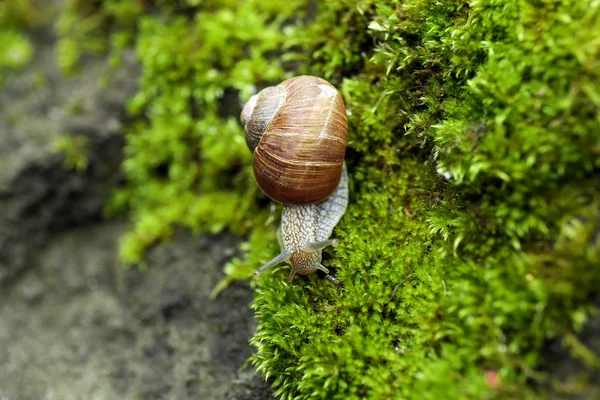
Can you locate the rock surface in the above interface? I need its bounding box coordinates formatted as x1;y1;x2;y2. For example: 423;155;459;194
0;222;272;399
0;30;136;286
0;27;272;400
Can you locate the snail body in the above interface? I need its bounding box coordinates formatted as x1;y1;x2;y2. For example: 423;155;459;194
241;76;348;283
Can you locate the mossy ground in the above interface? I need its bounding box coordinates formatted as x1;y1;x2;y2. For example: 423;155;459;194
15;0;600;398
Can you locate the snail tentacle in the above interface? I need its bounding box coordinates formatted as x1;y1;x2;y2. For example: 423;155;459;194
301;239;339;253
254;249;293;277
315;263;330;274
287;270;297;283
324;275;341;286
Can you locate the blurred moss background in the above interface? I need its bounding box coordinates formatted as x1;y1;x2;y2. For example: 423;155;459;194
3;0;600;399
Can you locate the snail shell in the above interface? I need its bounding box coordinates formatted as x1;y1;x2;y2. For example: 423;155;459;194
241;75;348;205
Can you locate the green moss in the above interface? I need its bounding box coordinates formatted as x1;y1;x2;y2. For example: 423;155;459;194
102;1;306;263
54;135;90;172
0;0;36;84
0;30;33;69
247;1;600;399
57;0;600;398
54;0;143;74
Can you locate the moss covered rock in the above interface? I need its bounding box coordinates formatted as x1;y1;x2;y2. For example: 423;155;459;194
45;0;600;398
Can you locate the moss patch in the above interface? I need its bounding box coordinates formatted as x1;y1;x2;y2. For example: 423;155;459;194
0;0;36;83
52;0;600;398
105;1;309;263
246;1;600;398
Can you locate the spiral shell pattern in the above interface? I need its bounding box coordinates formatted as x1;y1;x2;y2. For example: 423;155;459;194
242;76;348;205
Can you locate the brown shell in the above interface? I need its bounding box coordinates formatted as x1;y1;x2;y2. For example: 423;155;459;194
248;76;347;205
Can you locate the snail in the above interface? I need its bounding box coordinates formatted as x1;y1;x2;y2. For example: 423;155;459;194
241;75;349;284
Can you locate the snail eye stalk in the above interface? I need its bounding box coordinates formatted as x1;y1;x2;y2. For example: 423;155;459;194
301;239;339;253
254;249;293;277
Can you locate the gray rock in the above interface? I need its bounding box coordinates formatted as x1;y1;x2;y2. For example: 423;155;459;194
225;370;274;400
0;26;272;400
0;32;138;285
0;221;272;400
